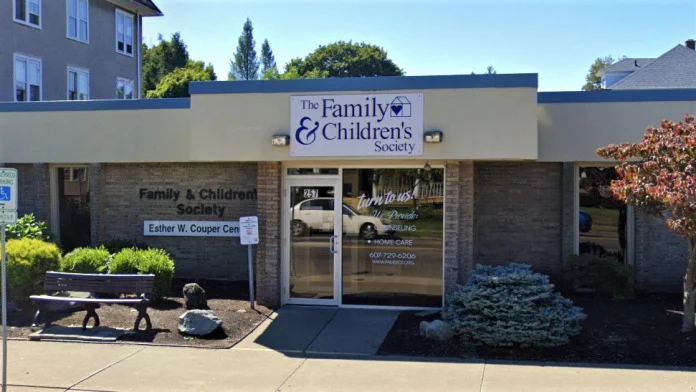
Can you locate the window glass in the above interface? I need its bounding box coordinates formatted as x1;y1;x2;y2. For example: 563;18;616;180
287;168;339;175
28;0;40;25
15;56;41;102
68;0;77;37
15;59;26;102
78;72;88;100
578;167;628;263
125;17;133;53
15;0;26;21
68;71;77;100
116;13;124;51
116;78;133;99
341;168;444;307
124;79;133;98
78;0;88;40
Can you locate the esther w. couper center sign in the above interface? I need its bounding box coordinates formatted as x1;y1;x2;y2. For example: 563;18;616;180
290;93;424;157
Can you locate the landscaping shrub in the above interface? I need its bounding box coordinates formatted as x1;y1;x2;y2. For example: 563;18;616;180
5;214;53;242
61;246;111;274
443;263;586;348
563;254;635;299
101;238;149;254
4;238;62;301
110;248;175;302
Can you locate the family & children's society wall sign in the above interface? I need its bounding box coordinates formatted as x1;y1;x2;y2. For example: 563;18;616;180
290;93;424;157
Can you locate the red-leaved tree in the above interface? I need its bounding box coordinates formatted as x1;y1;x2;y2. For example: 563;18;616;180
597;115;696;332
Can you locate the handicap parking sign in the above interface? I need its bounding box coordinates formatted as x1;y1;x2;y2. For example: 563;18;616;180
0;187;10;202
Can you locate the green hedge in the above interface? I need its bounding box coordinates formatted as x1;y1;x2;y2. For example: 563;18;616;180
110;248;175;302
61;246;111;274
563;254;635;299
6;214;54;243
100;239;149;254
4;238;62;301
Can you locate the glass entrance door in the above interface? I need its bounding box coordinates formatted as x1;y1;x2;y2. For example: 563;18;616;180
285;178;341;305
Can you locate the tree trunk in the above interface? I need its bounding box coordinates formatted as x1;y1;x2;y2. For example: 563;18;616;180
682;237;696;332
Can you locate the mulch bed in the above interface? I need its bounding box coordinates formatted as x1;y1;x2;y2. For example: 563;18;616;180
5;278;273;349
378;293;696;366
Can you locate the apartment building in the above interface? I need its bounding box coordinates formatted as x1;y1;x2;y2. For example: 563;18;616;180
1;0;162;102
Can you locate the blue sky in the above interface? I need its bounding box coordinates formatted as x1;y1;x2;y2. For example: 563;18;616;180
143;0;696;91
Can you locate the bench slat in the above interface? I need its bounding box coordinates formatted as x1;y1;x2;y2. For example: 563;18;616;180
43;271;154;294
29;295;146;304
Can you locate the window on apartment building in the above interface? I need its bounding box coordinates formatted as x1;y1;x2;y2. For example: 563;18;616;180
14;0;41;28
68;67;89;100
116;77;134;99
63;167;87;182
115;9;134;56
67;0;89;42
14;54;42;102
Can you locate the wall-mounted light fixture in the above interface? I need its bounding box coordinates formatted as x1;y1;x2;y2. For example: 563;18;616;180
424;130;443;143
271;134;290;147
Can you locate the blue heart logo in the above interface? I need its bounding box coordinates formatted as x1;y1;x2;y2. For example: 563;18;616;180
391;104;403;115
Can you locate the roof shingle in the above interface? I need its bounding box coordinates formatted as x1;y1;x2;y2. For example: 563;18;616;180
609;45;696;89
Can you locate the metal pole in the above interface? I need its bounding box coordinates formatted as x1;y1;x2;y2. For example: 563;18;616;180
247;244;255;310
1;224;7;392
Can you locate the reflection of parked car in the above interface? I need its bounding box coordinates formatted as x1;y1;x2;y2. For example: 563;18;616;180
579;210;592;232
290;197;392;239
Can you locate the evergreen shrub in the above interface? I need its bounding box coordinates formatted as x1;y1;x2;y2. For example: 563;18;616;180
443;263;586;348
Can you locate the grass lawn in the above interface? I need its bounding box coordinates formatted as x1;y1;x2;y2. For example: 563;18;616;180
582;207;620;232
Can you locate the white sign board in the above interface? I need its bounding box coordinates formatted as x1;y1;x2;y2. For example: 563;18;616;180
0;169;18;212
0;211;17;225
290;93;424;157
239;216;259;245
143;221;239;237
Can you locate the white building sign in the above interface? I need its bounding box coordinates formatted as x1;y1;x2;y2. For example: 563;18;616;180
290;93;424;157
143;221;240;237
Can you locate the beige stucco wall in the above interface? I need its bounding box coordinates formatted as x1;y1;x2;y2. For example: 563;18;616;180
538;100;696;162
188;88;539;161
0;108;190;163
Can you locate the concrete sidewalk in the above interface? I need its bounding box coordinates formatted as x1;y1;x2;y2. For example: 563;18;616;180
1;338;696;392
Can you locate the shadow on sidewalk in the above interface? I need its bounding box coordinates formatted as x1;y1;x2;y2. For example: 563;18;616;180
243;305;696;373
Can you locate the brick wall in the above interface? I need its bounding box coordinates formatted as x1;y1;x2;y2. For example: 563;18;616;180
3;163;50;225
458;162;475;283
255;162;281;308
474;162;563;277
444;162;460;298
99;163;258;281
634;211;689;292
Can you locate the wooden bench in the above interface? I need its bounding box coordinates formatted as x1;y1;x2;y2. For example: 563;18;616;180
29;271;155;332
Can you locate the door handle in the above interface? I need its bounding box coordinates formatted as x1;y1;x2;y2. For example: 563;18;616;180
329;235;338;254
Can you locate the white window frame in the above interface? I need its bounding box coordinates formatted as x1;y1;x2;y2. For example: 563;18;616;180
115;9;134;57
116;77;134;99
13;53;42;102
66;0;89;43
67;66;90;101
13;0;42;29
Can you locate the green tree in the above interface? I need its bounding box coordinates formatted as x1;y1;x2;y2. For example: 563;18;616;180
142;32;190;91
229;18;259;80
282;40;403;79
486;66;497;74
582;56;614;91
260;39;279;80
146;61;216;98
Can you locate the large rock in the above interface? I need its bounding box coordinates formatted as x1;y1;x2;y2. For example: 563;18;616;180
419;320;455;342
183;283;208;310
178;310;222;336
